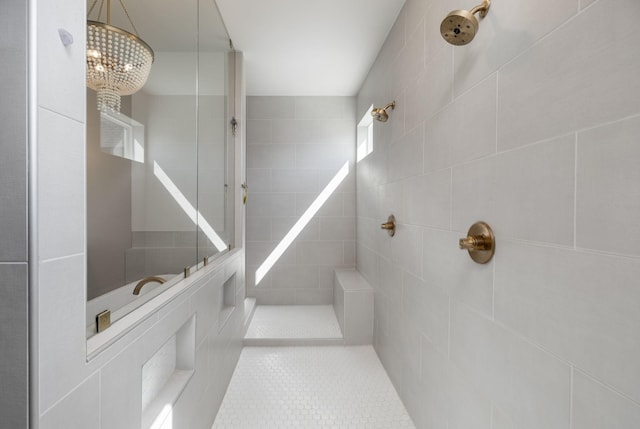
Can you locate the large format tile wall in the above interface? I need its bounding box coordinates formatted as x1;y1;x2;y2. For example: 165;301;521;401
0;1;29;427
20;1;246;428
356;0;640;428
246;96;357;304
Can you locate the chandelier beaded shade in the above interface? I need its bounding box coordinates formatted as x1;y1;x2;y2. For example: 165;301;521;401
86;0;154;112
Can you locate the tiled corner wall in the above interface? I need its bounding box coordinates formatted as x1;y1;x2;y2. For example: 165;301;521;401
0;2;29;427
23;1;247;428
356;0;640;428
245;96;357;304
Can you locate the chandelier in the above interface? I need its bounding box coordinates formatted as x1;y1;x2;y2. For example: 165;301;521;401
86;0;154;112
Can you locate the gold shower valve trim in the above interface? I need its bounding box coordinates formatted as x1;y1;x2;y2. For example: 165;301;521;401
459;221;495;264
381;214;396;237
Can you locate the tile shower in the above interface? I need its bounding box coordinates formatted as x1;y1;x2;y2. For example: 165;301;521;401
356;0;640;427
2;0;640;428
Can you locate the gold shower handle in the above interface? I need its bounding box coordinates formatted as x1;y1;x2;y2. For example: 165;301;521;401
459;221;495;264
380;215;396;237
459;235;490;251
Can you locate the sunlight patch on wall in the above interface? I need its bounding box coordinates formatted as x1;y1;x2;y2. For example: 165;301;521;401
153;162;227;251
255;161;350;286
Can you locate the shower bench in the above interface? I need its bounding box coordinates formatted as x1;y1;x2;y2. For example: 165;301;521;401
333;269;374;345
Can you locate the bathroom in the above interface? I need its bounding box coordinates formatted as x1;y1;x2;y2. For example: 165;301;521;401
1;0;640;427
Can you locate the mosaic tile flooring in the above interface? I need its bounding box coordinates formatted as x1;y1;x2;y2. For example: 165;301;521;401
244;305;343;341
212;346;415;429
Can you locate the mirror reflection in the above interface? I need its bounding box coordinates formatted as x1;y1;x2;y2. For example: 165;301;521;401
85;0;234;337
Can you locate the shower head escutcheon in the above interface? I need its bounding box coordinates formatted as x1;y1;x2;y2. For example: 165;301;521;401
440;0;491;46
371;101;396;122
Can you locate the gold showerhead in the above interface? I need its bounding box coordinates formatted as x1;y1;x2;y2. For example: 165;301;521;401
440;0;490;46
371;101;396;122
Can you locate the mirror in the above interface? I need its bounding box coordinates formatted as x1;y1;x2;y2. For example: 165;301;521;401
85;0;234;337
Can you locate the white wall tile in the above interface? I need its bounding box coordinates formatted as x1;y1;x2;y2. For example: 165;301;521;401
403;169;451;229
572;370;640;429
425;74;497;172
388;126;424;182
272;169;319;193
296;144;351;170
497;0;640;150
394;20;425;94
38;109;85;260
451;304;571;429
294;96;353;120
37;0;86;122
405;44;453;131
246;119;272;144
246;216;271;242
191;272;223;344
295;288;333;305
271;264;319;289
577;115;640;256
297;241;345;266
319;217;356;241
389;223;423;278
453;0;578;97
491;406;516;429
452;134;575;245
100;346;143;428
402;271;449;353
246;97;356;303
495;241;640;403
40;373;100;429
271;119;355;145
448;365;492;429
283;216;320;242
38;254;90;413
415;336;449;429
247;96;295;119
423;228;494;317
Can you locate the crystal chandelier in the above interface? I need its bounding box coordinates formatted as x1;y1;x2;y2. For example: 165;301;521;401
86;0;154;112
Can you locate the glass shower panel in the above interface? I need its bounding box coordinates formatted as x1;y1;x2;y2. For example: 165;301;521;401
126;0;199;288
197;0;234;262
86;0;231;338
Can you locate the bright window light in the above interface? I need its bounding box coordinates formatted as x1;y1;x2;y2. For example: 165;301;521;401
255;161;350;286
153;162;227;252
357;105;374;162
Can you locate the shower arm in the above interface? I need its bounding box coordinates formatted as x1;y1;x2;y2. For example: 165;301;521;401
469;0;491;18
383;101;395;111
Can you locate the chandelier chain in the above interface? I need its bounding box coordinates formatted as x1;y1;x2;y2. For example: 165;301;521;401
87;0;140;36
87;0;100;18
118;0;140;36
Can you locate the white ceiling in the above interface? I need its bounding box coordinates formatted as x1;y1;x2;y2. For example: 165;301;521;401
87;0;405;97
215;0;406;96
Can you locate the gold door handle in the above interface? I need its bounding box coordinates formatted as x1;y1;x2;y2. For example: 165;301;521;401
241;183;248;205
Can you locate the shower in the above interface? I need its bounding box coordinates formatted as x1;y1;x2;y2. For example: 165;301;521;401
440;0;491;46
371;101;396;122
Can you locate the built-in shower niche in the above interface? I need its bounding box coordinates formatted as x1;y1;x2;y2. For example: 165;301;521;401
141;316;195;429
219;273;236;330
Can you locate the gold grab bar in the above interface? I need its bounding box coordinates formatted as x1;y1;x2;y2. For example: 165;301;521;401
132;276;166;295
